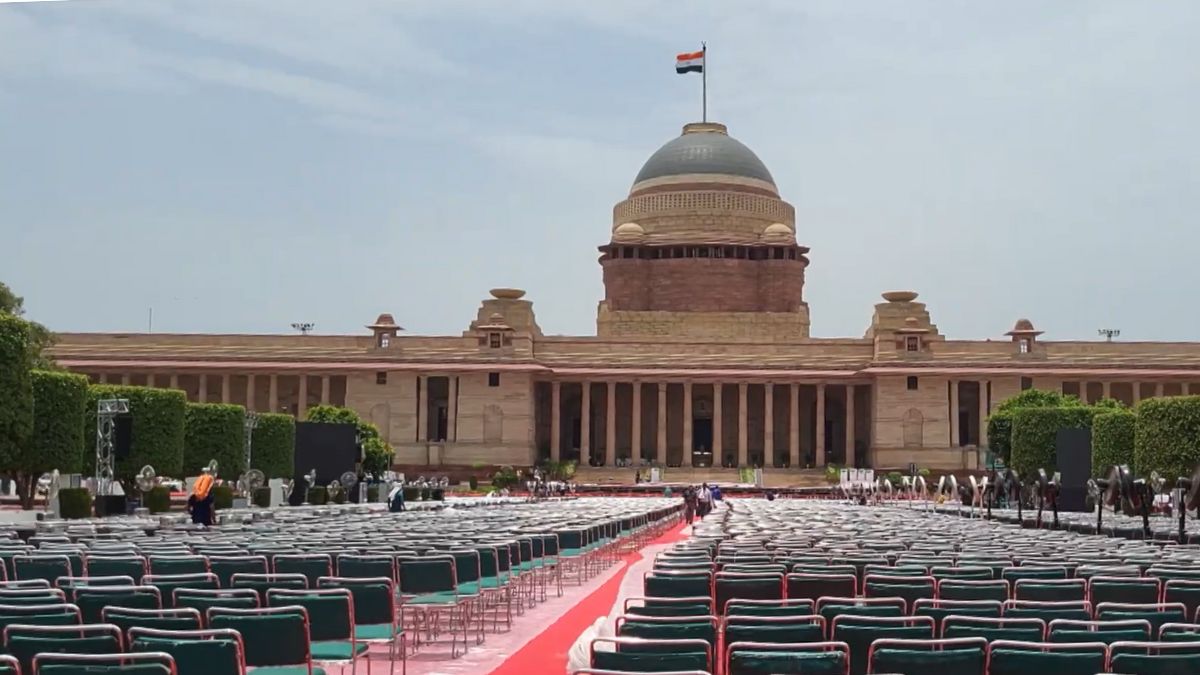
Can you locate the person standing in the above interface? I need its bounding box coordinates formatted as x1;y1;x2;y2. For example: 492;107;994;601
683;486;697;525
697;482;712;519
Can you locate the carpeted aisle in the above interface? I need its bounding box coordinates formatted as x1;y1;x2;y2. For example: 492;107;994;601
489;519;690;675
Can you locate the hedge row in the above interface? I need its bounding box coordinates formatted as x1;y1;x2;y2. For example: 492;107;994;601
1092;410;1137;476
987;389;1083;463
1135;396;1200;483
30;371;90;475
183;403;245;477
84;385;186;481
1009;406;1100;476
251;413;295;479
0;316;33;474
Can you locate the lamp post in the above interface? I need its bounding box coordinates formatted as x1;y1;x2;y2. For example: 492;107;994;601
291;322;315;335
1098;328;1120;342
243;411;260;475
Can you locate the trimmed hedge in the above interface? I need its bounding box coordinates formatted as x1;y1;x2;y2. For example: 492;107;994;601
0;316;33;483
58;487;92;519
1135;396;1200;483
1010;406;1099;476
988;389;1084;463
211;484;234;510
143;486;172;514
1093;410;1137;476
251;413;294;479
183;403;245;477
30;371;89;473
84;385;186;482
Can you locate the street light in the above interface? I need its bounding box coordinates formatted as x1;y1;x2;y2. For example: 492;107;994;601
291;322;315;335
1098;328;1120;342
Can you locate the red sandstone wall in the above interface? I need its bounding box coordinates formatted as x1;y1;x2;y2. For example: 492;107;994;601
602;258;806;312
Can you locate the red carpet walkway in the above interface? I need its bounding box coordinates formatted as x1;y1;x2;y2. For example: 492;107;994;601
490;520;690;675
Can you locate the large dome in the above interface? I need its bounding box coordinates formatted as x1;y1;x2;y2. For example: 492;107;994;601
633;122;775;187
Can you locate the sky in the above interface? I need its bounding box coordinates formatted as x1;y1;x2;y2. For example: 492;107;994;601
2;0;1198;341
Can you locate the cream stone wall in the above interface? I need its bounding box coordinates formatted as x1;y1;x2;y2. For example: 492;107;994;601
872;375;952;457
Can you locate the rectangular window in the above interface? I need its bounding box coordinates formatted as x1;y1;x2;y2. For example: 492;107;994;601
488;372;500;387
379;334;390;348
907;376;919;391
376;371;387;385
489;333;501;348
1019;338;1030;354
906;336;920;352
1021;377;1033;391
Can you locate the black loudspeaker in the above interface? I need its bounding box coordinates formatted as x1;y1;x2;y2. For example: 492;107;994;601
1056;428;1092;512
293;422;357;486
93;495;127;518
113;415;133;459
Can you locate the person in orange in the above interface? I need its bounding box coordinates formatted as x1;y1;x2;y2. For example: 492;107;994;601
188;471;216;526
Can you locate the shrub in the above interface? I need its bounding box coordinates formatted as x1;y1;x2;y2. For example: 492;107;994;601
143;486;172;514
986;412;1014;463
5;370;89;509
468;476;478;490
251;413;294;479
1093;410;1137;476
211;484;234;510
492;466;520;490
362;437;393;478
824;464;842;485
58;487;92;519
1010;406;1099;476
252;487;272;508
988;389;1085;463
0;317;33;496
307;486;328;505
83;385;186;482
1135;396;1200;483
886;471;902;487
183;403;245;477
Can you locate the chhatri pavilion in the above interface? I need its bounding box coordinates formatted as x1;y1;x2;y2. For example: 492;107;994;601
49;122;1200;472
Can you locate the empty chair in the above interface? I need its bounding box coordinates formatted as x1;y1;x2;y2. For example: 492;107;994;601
1014;579;1087;602
725;640;849;675
869;637;987;675
1002;600;1092;623
644;570;712;600
207;556;268;588
101;607;203;636
266;588;367;671
1047;618;1152;644
0;590;66;607
85;555;148;584
830;615;934;675
1159;622;1200;642
173;589;259;616
715;572;783;615
863;574;936;608
1089;576;1162;606
938;579;1010;603
931;566;993;581
1095;602;1188;634
336;554;396;581
913;599;1003;636
316;577;406;675
31;652;176;675
1001;566;1068;584
1164;580;1200;619
785;573;856;601
724;599;813;618
128;627;244;675
207;606;320;675
72;586;160;623
4;623;123;674
142;574;218;609
942;616;1046;642
624;597;714;618
273;554;332;587
0;604;81;634
228;573;308;604
12;556;71;585
986;639;1109;675
589;636;711;674
816;597;906;630
148;556;209;577
1109;640;1200;675
723;614;825;646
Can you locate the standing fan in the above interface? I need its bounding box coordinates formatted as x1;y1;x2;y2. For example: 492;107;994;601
239;469;265;497
1002;469;1023;522
1087;466;1115;533
136;465;157;493
877;476;894;501
339;471;359;503
46;470;61;515
1175;465;1200;544
1031;468;1061;529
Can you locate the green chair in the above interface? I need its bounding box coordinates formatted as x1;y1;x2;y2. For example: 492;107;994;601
938;579;1010;602
864;564;929;578
785;573;855;601
616;615;718;652
869;637;987;675
816;597;906;634
32;652;176;675
0;589;66;607
723;615;825;645
173;588;259;616
830;615;934;675
863;574;936;608
913;599;1003;635
1047;618;1151;644
0;580;51;591
1002;600;1092;623
102;606;203;636
207;556;268;589
85;555;148;584
724;599;813;617
398;555;477;656
0;603;82;633
229;573;308;605
12;556;71;585
474;544;515;631
317;577;406;675
1089;576;1161;606
1164;580;1200;620
625;597;714;618
337;555;396;581
1001;566;1068;584
4;623;123;674
57;576;137;602
1159;622;1200;642
274;554;333;588
208;605;324;675
72;586;161;623
644;571;712;600
1014;579;1087;602
0;655;15;675
129;627;244;675
148;556;209;577
986;639;1109;675
1109;640;1200;675
942;615;1046;642
715;573;783;615
1095;602;1188;634
725;640;849;675
143;574;219;609
267;588;366;672
590;636;711;673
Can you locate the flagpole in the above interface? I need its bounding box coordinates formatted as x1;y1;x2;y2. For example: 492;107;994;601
701;42;707;123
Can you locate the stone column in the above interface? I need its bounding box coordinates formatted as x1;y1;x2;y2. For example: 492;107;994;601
978;380;989;447
1133;383;1141;404
1079;381;1089;404
169;374;179;390
416;376;426;442
1102;381;1111;400
606;381;617;466
146;374;156;388
1155;382;1164;398
682;382;693;466
447;376;458;443
245;374;256;412
268;374;279;413
656;383;667;465
815;384;826;467
550;381;561;461
789;383;800;468
1184;382;1191;396
949;380;960;447
120;374;130;385
99;373;108;384
320;376;331;404
297;376;308;419
845;385;856;463
198;375;208;403
737;383;749;467
631;382;642;461
764;383;774;466
712;383;723;465
221;375;231;403
580;381;591;461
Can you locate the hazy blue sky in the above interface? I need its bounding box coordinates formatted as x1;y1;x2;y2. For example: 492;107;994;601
2;0;1198;340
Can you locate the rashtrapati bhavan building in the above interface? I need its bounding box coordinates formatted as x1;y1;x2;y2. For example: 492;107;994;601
50;122;1200;473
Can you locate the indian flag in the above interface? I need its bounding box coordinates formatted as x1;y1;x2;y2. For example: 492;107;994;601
676;50;704;74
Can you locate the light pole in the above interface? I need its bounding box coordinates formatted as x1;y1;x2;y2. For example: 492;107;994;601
1098;328;1120;342
291;322;315;335
243;411;260;474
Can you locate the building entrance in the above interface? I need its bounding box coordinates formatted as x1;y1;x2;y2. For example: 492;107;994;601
692;418;714;467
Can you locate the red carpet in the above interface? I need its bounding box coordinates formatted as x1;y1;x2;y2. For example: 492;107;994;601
489;521;689;675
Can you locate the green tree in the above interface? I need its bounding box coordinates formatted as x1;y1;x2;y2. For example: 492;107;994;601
1135;396;1200;483
7;371;89;509
1093;410;1137;476
183;403;246;477
1009;406;1100;476
0;316;34;499
251;413;295;478
305;405;394;478
0;282;57;370
988;389;1085;462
